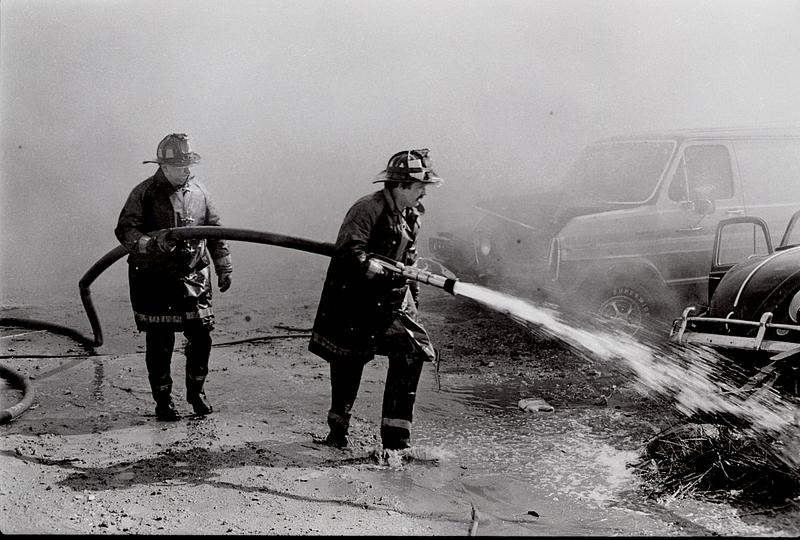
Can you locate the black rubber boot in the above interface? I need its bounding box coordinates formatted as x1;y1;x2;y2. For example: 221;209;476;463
188;391;213;416
323;429;348;448
155;398;181;421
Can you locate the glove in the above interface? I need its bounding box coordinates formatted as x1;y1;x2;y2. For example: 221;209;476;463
410;283;420;307
365;258;385;279
217;271;232;293
149;230;176;253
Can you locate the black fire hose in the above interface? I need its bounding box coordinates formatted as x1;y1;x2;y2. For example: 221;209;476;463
3;226;451;424
0;227;334;425
79;226;336;348
0;362;35;425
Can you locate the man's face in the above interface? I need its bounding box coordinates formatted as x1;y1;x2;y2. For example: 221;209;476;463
394;181;428;209
161;163;194;187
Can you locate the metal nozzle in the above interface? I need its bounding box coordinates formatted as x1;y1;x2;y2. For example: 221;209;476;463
368;255;458;295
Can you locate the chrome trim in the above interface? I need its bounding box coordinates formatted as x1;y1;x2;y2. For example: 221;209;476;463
548;237;560;281
472;207;541;231
671;310;800;353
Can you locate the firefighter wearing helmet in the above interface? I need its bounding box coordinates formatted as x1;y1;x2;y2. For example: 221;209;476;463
309;148;443;450
115;133;233;421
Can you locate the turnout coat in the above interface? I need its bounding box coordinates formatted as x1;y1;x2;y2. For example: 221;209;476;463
115;168;232;332
309;188;435;364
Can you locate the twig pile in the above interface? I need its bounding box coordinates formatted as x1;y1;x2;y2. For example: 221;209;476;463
634;421;800;504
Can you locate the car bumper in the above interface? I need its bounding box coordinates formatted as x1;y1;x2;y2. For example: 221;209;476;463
670;306;800;355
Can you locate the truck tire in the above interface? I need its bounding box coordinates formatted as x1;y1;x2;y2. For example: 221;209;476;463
593;282;655;337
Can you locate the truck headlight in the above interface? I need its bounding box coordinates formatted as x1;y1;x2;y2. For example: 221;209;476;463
478;236;492;256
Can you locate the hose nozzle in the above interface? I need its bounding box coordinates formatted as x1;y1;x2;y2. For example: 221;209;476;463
368;255;458;295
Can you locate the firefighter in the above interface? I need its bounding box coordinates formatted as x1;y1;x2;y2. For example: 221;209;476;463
115;133;233;421
309;149;442;450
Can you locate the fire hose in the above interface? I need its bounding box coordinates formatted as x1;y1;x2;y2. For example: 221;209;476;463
2;226;458;423
0;363;35;425
79;227;338;348
80;227;457;347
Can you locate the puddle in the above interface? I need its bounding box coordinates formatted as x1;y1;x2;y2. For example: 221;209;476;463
354;372;668;535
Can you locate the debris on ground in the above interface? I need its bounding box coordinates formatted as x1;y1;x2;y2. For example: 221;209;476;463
633;420;800;505
518;397;554;413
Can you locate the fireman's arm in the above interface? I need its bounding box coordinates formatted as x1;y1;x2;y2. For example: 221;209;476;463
202;187;233;292
114;185;174;254
335;200;383;278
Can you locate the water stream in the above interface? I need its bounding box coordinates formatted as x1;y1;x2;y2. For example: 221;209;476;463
450;281;800;465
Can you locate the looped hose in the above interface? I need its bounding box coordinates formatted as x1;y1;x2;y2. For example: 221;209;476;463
79;227;336;347
0;362;35;424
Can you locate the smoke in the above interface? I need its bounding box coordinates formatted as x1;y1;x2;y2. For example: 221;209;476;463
2;0;800;303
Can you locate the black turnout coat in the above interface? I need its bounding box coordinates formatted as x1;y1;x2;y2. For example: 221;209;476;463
115;168;232;331
309;187;434;363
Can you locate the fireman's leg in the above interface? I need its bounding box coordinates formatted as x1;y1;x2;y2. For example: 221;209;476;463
380;347;425;450
145;329;179;421
184;325;213;415
325;360;365;448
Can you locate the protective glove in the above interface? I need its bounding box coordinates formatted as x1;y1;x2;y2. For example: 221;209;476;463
365;258;386;279
148;229;176;253
410;282;420;307
217;271;232;293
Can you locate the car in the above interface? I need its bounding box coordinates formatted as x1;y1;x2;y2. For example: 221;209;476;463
428;127;800;336
670;210;800;395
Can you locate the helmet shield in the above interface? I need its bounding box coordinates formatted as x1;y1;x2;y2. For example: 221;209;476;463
143;133;201;166
373;148;443;185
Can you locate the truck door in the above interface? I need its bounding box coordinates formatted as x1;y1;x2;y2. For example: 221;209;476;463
709;216;772;300
659;142;745;305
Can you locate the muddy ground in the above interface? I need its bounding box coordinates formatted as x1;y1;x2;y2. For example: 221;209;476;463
1;262;799;536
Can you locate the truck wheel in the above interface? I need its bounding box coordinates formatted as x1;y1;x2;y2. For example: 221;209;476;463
594;283;654;337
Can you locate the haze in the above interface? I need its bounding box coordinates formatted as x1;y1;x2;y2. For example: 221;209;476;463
2;0;800;304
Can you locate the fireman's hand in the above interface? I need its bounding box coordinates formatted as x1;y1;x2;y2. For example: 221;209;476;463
410;283;420;307
366;258;385;279
149;230;176;253
218;271;232;293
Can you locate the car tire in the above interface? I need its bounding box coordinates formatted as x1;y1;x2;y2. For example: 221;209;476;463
592;282;656;338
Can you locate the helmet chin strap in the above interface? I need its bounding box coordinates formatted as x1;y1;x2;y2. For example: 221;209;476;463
163;168;192;188
388;184;408;212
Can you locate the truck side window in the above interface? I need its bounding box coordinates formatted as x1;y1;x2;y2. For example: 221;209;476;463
684;145;733;201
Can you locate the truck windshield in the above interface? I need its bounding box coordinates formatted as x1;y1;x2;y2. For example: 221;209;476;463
563;140;676;203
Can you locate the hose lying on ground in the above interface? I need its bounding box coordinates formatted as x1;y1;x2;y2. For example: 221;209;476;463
0;317;96;350
0;362;35;425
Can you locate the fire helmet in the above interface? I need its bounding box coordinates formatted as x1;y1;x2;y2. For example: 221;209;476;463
143;133;201;166
373;148;443;185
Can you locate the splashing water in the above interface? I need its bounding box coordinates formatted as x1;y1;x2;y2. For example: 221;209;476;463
451;281;800;465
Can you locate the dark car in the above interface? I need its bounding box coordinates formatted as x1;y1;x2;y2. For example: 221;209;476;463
670;211;800;394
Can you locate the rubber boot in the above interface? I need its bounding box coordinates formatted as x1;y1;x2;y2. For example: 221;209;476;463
154;392;181;422
186;376;213;416
380;351;424;450
321;361;364;448
188;391;213;416
185;327;213;416
324;414;349;448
